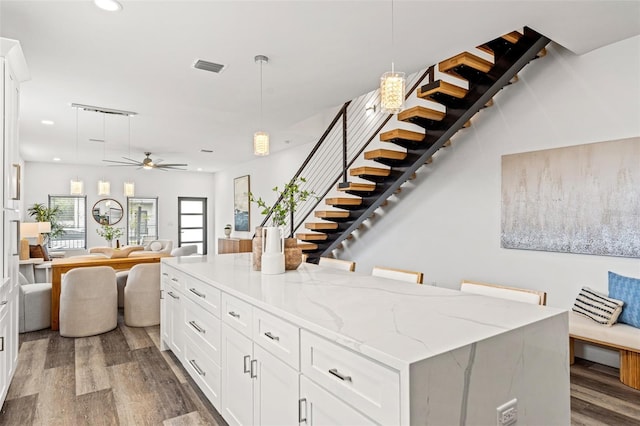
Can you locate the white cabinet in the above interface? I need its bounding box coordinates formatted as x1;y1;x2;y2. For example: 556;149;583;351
160;266;185;358
0;280;10;402
221;322;299;426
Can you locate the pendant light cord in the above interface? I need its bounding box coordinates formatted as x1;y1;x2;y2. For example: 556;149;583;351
391;0;395;72
259;58;264;128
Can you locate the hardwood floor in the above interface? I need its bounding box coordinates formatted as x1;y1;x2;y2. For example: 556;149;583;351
2;314;639;425
1;312;226;426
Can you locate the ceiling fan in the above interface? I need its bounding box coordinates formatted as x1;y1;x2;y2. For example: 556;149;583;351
103;152;188;171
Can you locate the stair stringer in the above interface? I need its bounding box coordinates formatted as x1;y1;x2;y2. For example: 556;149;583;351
317;28;551;258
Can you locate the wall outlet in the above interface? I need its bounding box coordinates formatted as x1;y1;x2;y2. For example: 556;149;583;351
496;398;518;426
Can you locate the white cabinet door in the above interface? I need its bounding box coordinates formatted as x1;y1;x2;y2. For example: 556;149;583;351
0;298;9;403
253;344;299;426
167;287;183;359
221;323;253;426
160;277;171;350
300;376;375;426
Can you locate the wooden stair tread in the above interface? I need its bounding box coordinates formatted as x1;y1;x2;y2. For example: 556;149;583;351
380;128;424;142
326;197;362;206
350;166;390;177
338;182;376;192
297;242;318;251
418;80;467;100
397;106;445;123
296;233;328;241
364;149;407;161
315;210;350;219
439;51;493;74
305;222;338;230
502;31;522;44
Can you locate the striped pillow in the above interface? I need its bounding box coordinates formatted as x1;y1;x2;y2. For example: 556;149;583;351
572;287;624;326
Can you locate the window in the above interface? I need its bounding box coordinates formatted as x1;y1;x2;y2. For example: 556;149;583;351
49;195;87;249
127;197;158;245
178;197;207;254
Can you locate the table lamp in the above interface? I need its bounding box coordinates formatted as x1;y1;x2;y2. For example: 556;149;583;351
19;222;39;260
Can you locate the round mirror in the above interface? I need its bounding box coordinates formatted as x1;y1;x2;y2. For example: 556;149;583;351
92;198;124;225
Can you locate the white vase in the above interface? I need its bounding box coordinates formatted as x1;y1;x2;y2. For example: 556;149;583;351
261;226;285;275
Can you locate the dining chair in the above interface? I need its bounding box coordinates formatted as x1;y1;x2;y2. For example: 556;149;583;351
371;266;424;284
124;263;161;327
460;280;547;305
318;257;356;272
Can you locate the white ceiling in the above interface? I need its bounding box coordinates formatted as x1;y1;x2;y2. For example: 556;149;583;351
2;1;639;172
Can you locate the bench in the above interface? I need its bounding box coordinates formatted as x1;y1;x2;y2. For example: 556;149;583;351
569;311;640;390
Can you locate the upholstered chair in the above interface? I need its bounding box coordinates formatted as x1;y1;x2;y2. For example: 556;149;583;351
18;272;51;333
371;266;424;284
59;266;117;337
116;270;129;308
170;244;198;257
318;257;356;272
124;263;161;327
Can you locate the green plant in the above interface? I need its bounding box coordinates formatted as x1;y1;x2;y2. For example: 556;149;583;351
96;224;124;242
27;203;64;244
250;177;316;231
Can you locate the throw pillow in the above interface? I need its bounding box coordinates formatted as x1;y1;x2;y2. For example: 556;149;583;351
149;241;163;252
572;286;624;326
29;244;50;261
608;271;640;328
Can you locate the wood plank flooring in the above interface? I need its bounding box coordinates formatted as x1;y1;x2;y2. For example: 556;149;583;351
2;313;639;425
1;311;226;426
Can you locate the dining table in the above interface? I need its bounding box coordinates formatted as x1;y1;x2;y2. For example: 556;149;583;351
50;253;167;330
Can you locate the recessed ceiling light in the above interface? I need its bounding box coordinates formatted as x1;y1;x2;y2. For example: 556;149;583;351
41;120;55;125
196;168;203;172
52;157;61;162
94;0;122;12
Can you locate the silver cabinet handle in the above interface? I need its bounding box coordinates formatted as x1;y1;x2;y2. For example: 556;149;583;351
0;301;7;306
264;331;279;341
162;272;169;276
328;368;352;382
228;311;240;319
12;220;20;256
250;359;257;378
298;398;307;423
0;337;4;352
189;288;206;298
167;291;179;300
188;320;205;334
171;277;179;282
189;359;206;376
243;355;251;374
160;290;164;300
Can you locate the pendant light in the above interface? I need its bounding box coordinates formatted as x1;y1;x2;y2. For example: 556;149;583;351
380;0;405;114
123;115;135;196
98;112;111;196
70;106;84;195
253;54;269;156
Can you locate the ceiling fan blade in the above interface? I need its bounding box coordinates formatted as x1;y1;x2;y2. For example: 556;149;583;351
106;164;141;167
122;156;143;163
157;163;188;167
103;159;139;165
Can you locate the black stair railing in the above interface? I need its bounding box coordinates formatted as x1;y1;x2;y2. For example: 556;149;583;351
258;67;433;238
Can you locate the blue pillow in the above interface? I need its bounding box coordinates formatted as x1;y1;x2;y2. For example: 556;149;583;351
608;271;640;328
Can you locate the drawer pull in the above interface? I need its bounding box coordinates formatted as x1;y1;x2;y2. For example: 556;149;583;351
243;355;251;374
328;368;352;382
171;277;179;282
160;290;164;300
189;288;206;298
188;320;206;334
0;301;7;306
250;359;258;378
189;359;206;376
228;311;240;319
0;336;4;352
264;331;280;341
162;272;169;276
167;291;179;300
298;398;307;423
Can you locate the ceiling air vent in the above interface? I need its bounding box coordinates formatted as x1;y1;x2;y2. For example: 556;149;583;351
193;59;226;74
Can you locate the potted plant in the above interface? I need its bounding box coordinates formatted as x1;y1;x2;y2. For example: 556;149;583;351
96;224;124;248
249;177;316;270
27;203;64;245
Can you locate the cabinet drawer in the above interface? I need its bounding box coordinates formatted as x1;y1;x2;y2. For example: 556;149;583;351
253;307;299;370
184;276;221;318
221;293;253;338
184;334;221;409
183;298;221;365
301;330;400;425
162;266;188;291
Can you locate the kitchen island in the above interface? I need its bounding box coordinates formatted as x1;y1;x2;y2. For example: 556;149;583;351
161;253;570;425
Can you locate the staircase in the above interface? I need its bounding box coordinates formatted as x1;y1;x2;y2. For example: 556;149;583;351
268;27;550;263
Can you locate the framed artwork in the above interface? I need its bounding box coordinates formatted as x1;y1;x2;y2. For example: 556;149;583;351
501;137;640;258
234;175;250;232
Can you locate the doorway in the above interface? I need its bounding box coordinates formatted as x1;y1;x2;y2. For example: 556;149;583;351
178;197;207;254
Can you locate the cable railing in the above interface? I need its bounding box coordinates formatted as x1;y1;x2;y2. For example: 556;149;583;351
259;66;433;238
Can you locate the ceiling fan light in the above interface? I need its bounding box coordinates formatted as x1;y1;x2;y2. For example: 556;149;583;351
70;179;84;195
94;0;122;12
143;164;153;170
98;179;111;196
124;181;135;197
254;132;269;156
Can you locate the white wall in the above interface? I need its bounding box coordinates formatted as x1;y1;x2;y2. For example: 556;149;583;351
213;36;640;366
22;162;216;252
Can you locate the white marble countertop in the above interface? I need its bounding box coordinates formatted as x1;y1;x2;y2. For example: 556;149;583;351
164;254;566;370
